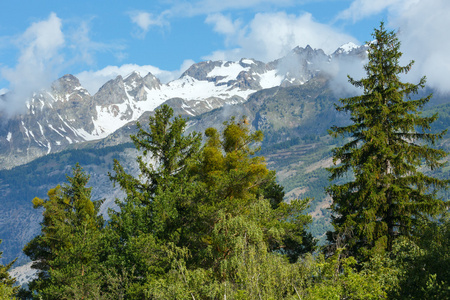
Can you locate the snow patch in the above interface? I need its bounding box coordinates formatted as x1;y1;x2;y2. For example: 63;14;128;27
37;123;44;135
207;62;249;83
6;132;12;142
48;124;64;137
21;122;30;138
241;59;255;65
338;42;359;53
259;70;284;89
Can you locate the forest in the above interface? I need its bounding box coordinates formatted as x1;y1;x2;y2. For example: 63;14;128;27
1;23;449;300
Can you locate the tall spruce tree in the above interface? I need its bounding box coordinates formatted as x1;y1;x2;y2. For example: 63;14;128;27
327;22;448;257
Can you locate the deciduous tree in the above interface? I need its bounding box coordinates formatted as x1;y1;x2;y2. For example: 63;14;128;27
105;106;315;298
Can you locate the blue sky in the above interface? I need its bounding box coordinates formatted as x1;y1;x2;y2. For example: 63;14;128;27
0;0;449;100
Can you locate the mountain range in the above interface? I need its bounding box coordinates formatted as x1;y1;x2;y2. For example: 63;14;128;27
5;41;449;271
0;42;364;169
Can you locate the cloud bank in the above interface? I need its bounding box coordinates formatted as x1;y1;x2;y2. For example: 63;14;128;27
76;59;195;95
392;0;450;94
0;13;128;116
203;12;358;62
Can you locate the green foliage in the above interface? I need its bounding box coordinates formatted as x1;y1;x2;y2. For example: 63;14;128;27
303;253;390;300
327;22;448;258
103;106;315;298
103;105;202;297
22;164;104;299
384;215;450;299
0;240;17;299
145;201;311;300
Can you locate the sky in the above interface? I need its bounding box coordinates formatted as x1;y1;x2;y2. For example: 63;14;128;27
0;0;449;114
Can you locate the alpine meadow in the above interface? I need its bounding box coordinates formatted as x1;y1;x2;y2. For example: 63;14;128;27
1;22;450;300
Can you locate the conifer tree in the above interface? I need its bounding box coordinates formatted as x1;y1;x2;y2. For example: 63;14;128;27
103;105;203;297
23;164;104;299
327;22;448;257
108;104;202;230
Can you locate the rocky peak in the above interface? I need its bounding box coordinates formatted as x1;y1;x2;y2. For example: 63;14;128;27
291;45;328;62
124;71;142;85
93;75;128;106
45;74;91;104
239;58;267;73
332;43;368;60
273;46;330;87
51;74;83;94
181;61;223;81
143;72;161;90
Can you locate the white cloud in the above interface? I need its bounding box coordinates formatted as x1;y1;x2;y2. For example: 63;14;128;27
391;0;450;94
0;13;65;116
337;0;450;94
327;56;368;97
205;13;242;35
336;0;418;22
129;11;168;38
0;13;130;116
76;59;195;94
203;12;358;62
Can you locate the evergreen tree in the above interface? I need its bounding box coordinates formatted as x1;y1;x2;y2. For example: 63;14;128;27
0;240;17;299
23;164;104;299
327;22;448;258
108;104;202;234
103;105;202;297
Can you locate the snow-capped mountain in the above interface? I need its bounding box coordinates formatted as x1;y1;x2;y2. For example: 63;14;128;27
0;44;367;169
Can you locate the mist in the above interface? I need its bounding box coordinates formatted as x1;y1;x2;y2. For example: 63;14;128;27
0;13;64;117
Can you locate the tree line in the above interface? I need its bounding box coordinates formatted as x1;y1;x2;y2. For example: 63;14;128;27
1;22;449;299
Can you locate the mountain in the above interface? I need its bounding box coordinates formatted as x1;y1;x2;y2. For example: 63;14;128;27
0;44;367;170
0;43;377;266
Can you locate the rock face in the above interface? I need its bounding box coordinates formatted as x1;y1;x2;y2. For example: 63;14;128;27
276;46;330;87
0;44;367;169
